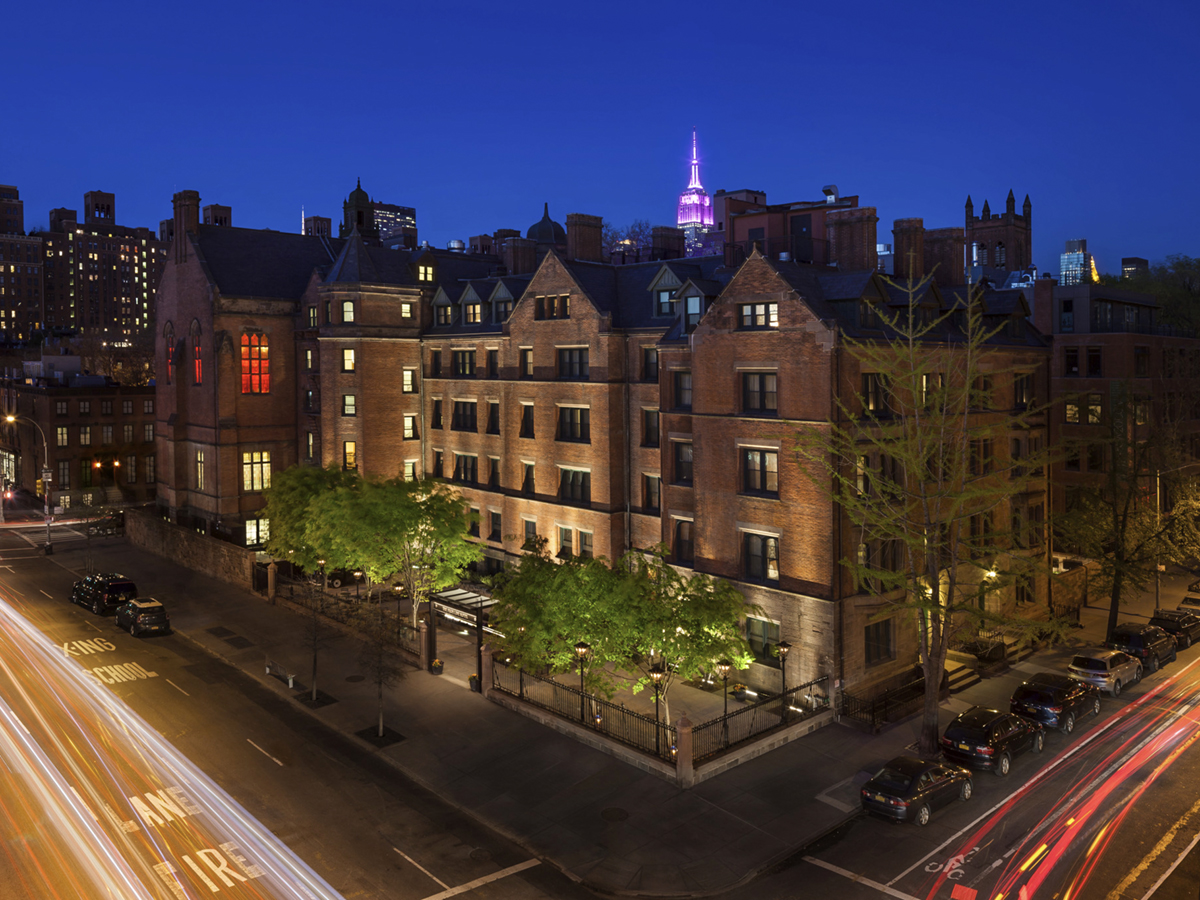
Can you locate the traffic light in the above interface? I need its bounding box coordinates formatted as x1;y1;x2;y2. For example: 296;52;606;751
35;479;43;496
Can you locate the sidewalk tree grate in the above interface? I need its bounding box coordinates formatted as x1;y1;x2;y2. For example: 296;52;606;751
355;726;404;748
600;808;629;822
207;626;236;638
224;636;255;650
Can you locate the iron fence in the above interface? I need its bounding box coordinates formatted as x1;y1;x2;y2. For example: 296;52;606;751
492;661;677;762
841;672;926;732
691;676;830;764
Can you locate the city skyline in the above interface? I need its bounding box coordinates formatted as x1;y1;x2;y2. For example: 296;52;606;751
3;1;1198;280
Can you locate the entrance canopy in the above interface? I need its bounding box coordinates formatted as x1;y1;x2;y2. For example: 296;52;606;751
431;588;503;637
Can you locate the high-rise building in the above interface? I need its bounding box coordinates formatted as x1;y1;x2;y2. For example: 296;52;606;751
0;232;43;339
1059;239;1098;286
304;215;331;238
676;130;714;257
1122;257;1149;280
0;185;24;234
373;201;417;249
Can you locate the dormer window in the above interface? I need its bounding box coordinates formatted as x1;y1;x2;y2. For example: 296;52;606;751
656;289;676;317
436;305;453;326
418;264;435;282
684;295;705;333
465;303;481;324
494;298;513;322
859;301;880;329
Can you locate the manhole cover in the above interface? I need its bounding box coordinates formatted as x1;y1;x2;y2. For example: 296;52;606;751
600;807;629;822
345;675;365;683
469;848;491;862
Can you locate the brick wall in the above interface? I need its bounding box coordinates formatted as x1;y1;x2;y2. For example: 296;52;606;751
126;507;256;590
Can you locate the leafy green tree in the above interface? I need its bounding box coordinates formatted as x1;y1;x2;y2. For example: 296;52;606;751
794;277;1058;756
1101;255;1200;333
262;465;357;573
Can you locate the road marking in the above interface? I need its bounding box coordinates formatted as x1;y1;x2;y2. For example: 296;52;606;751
166;679;190;696
803;858;919;900
246;738;283;766
418;858;540;900
1141;827;1200;899
816;775;859;813
1109;796;1200;898
394;847;449;889
39;589;52;599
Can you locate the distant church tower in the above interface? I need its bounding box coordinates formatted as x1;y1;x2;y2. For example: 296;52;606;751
340;179;380;243
676;130;714;256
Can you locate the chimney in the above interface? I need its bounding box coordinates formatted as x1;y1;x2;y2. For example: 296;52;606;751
1032;277;1055;334
503;237;537;276
651;226;685;261
173;190;200;264
891;218;925;282
566;213;603;263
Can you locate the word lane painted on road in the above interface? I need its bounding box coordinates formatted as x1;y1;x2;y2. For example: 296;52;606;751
128;787;201;828
63;637;116;657
154;844;264;897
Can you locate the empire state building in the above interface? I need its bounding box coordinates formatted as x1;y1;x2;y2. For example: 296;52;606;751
676;130;714;256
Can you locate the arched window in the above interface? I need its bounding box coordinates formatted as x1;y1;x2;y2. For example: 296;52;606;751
994;242;1006;268
190;320;202;385
163;323;175;385
342;300;355;323
975;243;988;266
241;332;270;394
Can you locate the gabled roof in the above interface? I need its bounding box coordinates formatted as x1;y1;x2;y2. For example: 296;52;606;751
325;229;379;284
560;255;728;330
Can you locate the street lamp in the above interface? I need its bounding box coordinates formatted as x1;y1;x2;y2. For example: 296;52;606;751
716;659;732;746
649;664;665;755
353;570;363;599
574;641;591;724
6;414;52;553
777;641;791;720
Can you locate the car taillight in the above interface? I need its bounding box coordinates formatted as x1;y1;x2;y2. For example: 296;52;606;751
1047;706;1062;713
977;746;994;755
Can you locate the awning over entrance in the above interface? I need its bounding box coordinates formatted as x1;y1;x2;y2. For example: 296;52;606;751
430;588;503;637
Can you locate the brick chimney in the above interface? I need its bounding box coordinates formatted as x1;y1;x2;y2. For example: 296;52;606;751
651;226;685;261
892;218;925;283
172;190;200;264
566;213;603;262
503;237;537;276
826;207;878;271
1032;275;1055;334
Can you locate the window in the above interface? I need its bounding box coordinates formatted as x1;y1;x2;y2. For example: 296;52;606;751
404;415;417;440
418;264;434;282
559;468;590;504
343;442;357;470
487;402;499;434
402;369;415;393
342;348;356;372
240;333;270;393
743;449;779;495
101;400;113;415
972;375;993;410
742;372;777;415
79;401;90;415
193;339;202;385
1013;373;1032;410
921;373;944;408
304;390;315;412
125;455;136;483
195;450;206;491
1134;346;1149;377
432;449;442;477
674;442;693;484
1065;347;1079;376
522;463;535;495
1087;347;1102;378
557;407;590;442
557;348;589;380
674;371;692;410
145;456;155;484
1087;444;1106;472
306;432;314;459
80;426;91;446
674;520;694;565
242;451;271;490
489;511;502;542
745;533;780;583
58;459;71;490
558;526;573;558
325;301;332;322
1086;393;1102;424
308;306;318;327
342;394;357;416
403;460;416;482
431;350;441;377
859;301;880;329
402;302;413;318
655;289;676;317
123;424;133;443
143;399;153;414
1065;446;1080;471
523;518;538;548
56;401;67;415
465;303;481;324
488;457;501;488
122;400;133;415
684;295;704;332
739;302;779;329
969;439;994;476
452;401;477;431
436;305;452;326
453;350;475;377
245;518;269;548
643;348;659;381
643;409;659;447
432;399;443;429
1060;298;1074;333
644;475;660;511
56;426;68;447
746;617;781;662
1134;397;1151;426
520;348;533;379
342;300;355;323
577;531;593;559
305;349;314;372
468;508;480;537
865;619;894;666
520;404;534;438
1065;399;1080;423
494;298;513;321
861;373;889;417
487;349;498;378
453;454;478;484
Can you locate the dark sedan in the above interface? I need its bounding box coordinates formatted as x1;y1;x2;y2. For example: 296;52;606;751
860;756;973;826
1010;672;1101;735
940;706;1044;776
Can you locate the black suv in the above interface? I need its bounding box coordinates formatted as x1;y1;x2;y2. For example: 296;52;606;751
1106;622;1177;673
1010;672;1101;735
1149;609;1200;650
70;574;138;615
940;706;1044;777
114;598;170;637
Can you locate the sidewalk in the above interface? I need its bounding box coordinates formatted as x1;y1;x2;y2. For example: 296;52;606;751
50;538;1191;896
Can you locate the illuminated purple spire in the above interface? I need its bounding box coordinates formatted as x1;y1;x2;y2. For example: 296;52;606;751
677;129;714;233
688;128;703;190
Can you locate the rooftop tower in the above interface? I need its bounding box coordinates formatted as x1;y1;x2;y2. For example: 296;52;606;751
676;129;714;255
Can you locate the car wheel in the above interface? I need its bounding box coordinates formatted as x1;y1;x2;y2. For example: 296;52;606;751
1111;680;1122;698
1170;647;1178;663
960;780;973;802
1135;665;1143;683
1148;655;1159;673
129;623;138;637
1034;731;1045;753
1183;635;1192;650
1061;713;1075;735
995;753;1011;777
92;599;102;615
329;578;343;589
1091;696;1101;716
915;804;931;826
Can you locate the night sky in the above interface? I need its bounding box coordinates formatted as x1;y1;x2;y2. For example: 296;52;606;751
5;0;1198;276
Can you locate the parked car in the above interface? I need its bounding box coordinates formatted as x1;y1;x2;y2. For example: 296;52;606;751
87;510;124;536
1068;649;1141;697
114;598;170;637
860;756;973;825
70;574;138;615
1177;595;1200;614
1010;672;1101;735
1106;622;1177;673
940;706;1044;777
1148;609;1200;650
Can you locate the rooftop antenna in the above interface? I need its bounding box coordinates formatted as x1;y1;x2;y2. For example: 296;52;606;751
301;205;305;235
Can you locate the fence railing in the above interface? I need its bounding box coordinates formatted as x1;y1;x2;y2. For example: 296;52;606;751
691;676;830;764
841;673;926;732
492;661;677;762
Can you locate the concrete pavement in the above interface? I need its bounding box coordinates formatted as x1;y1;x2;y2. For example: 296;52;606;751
38;530;1193;897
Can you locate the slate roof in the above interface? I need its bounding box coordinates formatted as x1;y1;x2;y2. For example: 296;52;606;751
192;225;343;299
562;254;729;330
325;229;379;284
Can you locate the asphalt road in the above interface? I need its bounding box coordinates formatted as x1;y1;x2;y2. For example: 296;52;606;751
0;523;592;900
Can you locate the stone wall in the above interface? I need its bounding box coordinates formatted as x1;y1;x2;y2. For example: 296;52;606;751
126;507;256;590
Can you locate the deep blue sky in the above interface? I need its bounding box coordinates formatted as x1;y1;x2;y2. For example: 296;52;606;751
5;1;1198;277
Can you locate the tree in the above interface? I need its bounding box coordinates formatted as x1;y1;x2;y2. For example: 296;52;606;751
793;276;1058;756
1055;386;1200;640
262;465;358;574
357;604;406;738
1103;255;1200;333
301;574;337;704
601;218;654;256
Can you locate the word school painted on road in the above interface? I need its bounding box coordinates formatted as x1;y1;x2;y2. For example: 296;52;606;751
88;661;159;684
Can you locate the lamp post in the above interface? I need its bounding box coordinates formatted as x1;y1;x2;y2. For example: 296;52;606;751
650;664;665;756
6;414;52;553
354;570;363;599
777;641;791;720
574;641;590;724
716;659;732;747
